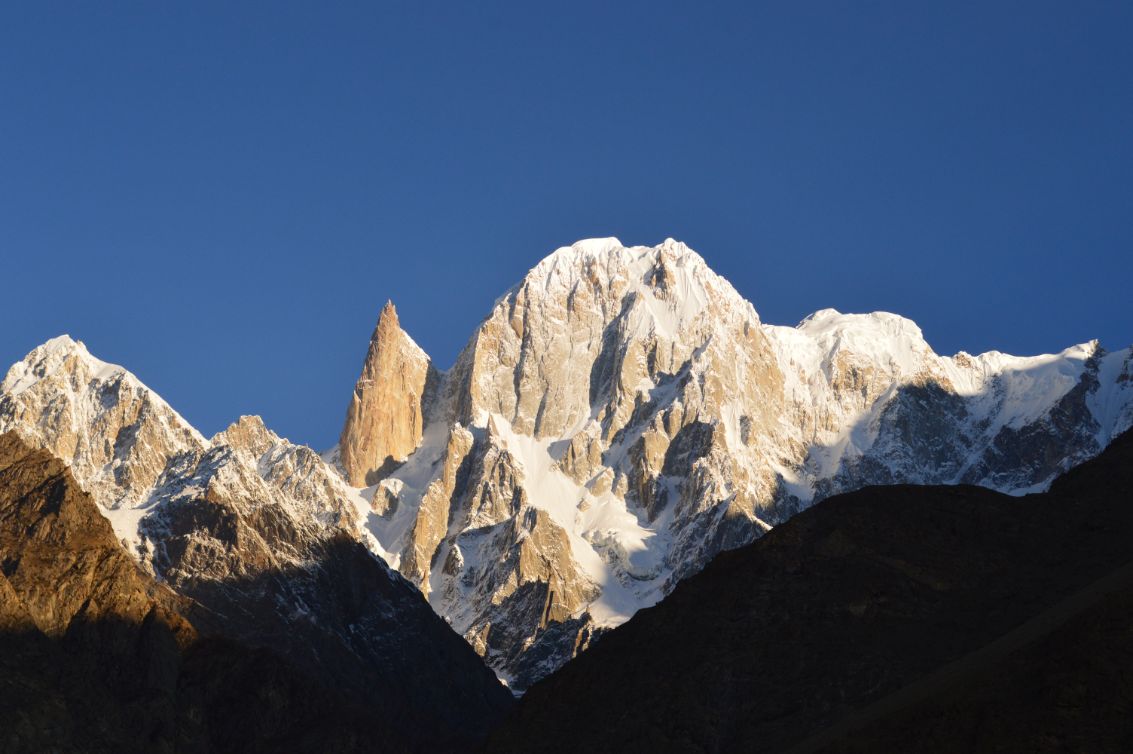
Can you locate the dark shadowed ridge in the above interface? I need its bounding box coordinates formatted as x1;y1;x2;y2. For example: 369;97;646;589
484;428;1133;753
0;432;510;753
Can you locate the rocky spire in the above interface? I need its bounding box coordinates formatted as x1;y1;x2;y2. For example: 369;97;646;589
339;300;435;486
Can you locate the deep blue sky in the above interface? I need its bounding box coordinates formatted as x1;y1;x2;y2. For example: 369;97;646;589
2;3;1130;450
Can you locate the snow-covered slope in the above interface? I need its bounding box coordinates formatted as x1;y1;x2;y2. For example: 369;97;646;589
335;238;1133;689
765;311;1125;501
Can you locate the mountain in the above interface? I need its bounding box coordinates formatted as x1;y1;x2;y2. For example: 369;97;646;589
0;338;512;750
3;238;1130;696
484;426;1133;753
336;237;1133;689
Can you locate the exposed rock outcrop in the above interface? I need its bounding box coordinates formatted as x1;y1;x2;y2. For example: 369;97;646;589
339;301;436;486
0;432;194;642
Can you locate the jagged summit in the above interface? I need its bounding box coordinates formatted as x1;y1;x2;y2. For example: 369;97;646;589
512;238;747;321
530;237;703;269
2;334;124;397
374;300;430;360
212;414;281;456
338;300;437;486
26;333;87;358
374;298;400;337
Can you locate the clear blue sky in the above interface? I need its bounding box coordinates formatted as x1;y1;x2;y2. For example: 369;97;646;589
2;2;1130;450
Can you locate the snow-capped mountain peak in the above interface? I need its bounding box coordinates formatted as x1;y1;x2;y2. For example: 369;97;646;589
338;238;1133;689
3;334;129;401
0;335;208;523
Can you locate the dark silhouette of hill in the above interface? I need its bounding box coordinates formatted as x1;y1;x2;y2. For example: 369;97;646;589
485;428;1133;753
0;432;510;753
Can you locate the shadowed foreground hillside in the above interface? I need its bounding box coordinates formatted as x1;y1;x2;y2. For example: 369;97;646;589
486;428;1133;753
0;432;510;753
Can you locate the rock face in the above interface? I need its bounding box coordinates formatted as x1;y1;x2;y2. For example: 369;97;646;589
0;341;512;750
0;431;194;643
0;431;192;753
484;427;1133;753
339;238;1133;689
339;301;436;487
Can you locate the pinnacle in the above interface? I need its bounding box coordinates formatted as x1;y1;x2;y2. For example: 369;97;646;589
214;414;278;455
370;300;401;343
379;299;399;327
228;414;269;433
